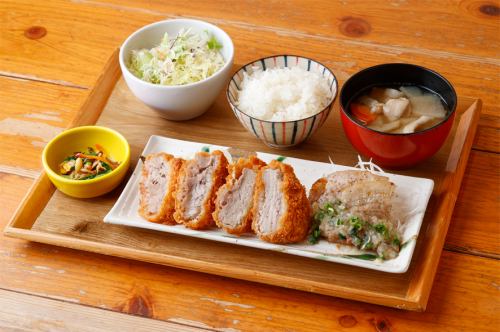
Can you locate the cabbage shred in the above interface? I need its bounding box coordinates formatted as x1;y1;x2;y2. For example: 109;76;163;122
127;28;225;85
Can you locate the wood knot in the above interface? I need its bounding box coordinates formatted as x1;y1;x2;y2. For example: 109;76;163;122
72;221;91;233
369;318;392;332
339;315;358;328
479;4;499;16
24;26;47;40
114;286;154;318
339;17;371;38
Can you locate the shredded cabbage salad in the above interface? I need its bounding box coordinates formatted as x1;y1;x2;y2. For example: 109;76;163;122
127;28;225;85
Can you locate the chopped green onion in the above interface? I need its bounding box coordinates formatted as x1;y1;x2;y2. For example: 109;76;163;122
374;223;387;234
276;156;286;162
308;216;322;244
351;235;362;247
361;235;373;250
346;254;379;261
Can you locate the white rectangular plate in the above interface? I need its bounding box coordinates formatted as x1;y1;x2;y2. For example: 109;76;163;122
104;135;434;273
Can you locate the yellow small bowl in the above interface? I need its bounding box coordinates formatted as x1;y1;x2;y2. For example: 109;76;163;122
42;126;130;198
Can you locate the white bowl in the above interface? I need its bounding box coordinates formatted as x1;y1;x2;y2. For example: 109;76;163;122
119;19;234;121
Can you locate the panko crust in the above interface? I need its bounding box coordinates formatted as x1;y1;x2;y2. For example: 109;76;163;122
308;177;327;209
139;153;184;225
229;156;267;180
174;150;228;230
252;160;312;244
213;156;266;235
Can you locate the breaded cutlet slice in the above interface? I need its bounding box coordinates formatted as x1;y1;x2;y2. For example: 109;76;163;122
174;150;228;230
213;156;267;235
252;160;311;244
139;153;184;225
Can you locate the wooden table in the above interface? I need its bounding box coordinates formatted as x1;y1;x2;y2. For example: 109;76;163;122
0;1;498;331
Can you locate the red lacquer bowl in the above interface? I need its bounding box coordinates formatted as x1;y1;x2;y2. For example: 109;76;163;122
339;63;457;169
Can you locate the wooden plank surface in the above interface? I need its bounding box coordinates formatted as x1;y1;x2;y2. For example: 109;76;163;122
475;115;500;153
0;0;499;330
92;0;500;60
0;75;475;312
0;76;87;173
0;226;498;331
0;289;203;332
445;150;500;258
1;0;499;119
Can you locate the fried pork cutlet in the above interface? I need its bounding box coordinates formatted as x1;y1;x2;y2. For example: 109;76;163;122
213;156;266;235
174;150;228;230
139;153;184;225
252;160;311;244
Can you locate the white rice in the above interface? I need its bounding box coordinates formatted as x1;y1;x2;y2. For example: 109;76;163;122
236;66;332;121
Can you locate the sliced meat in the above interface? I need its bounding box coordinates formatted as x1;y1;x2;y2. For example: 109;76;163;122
139;153;184;225
369;87;404;102
311;170;394;223
383;97;411;121
213;156;266;235
214;156;266;234
309;170;400;259
357;95;384;114
174;150;228;230
252;160;311;244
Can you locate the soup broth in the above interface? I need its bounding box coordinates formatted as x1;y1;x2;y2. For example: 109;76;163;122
349;85;449;134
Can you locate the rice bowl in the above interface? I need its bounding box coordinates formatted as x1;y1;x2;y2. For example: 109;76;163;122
236;66;333;122
227;55;338;148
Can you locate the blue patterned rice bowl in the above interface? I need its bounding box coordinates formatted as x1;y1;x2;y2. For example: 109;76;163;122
227;55;338;148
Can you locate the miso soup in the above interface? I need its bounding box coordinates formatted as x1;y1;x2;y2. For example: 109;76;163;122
349;85;449;134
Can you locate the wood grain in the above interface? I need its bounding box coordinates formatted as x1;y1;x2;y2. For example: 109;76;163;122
1;172;498;329
445;150;500;258
0;76;87;172
0;0;497;178
0;231;498;331
0;289;203;332
0;0;145;87
4;74;482;310
0;0;499;330
0;0;499;120
89;0;500;60
0;173;33;216
475;115;500;153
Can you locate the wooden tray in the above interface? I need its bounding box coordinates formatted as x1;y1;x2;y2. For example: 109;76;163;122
4;50;482;311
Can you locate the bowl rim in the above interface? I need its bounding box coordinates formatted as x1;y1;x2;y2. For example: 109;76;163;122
339;62;457;137
226;54;338;124
42;126;130;185
119;18;234;89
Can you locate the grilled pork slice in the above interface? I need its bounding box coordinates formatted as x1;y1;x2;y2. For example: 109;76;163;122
309;170;401;259
174;150;228;230
252;160;311;244
213;156;267;235
139;153;184;225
